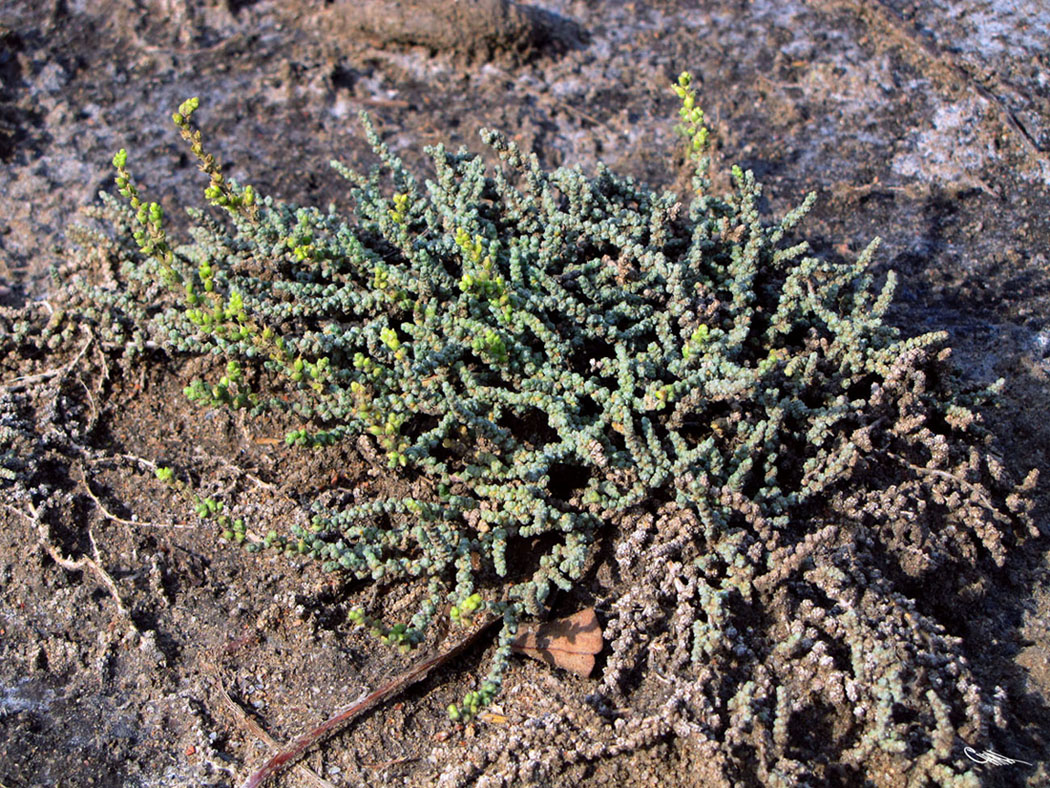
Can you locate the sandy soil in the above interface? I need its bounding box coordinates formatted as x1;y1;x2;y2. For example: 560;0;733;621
1;1;1048;786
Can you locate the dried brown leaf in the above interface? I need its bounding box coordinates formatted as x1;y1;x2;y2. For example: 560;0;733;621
510;608;603;677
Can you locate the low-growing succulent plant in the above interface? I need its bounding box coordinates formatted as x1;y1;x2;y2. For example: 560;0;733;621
60;73;1035;770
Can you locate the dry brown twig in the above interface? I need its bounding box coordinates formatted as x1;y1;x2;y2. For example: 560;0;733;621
240;613;502;788
232;608;605;786
210;673;336;788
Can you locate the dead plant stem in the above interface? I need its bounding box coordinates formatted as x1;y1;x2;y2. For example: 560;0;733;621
241;613;501;788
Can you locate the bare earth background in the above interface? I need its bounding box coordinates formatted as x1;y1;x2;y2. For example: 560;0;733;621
1;0;1049;786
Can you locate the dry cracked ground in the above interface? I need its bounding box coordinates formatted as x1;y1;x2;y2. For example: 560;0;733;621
1;1;1049;786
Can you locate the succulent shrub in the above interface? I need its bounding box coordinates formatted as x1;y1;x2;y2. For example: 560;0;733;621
63;73;1035;751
